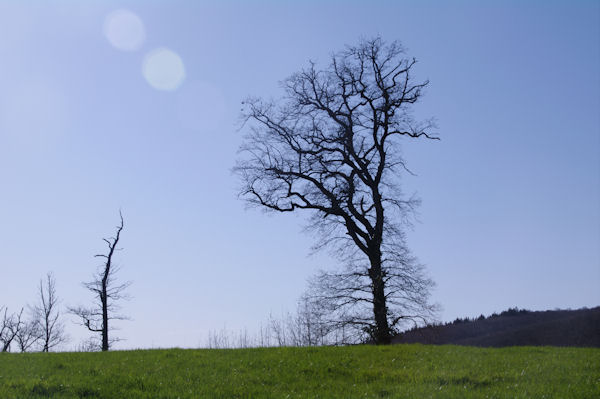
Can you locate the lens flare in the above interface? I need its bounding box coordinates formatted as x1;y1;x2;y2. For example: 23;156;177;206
142;48;186;91
103;9;145;51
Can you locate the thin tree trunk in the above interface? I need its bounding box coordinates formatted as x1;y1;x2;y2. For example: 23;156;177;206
43;319;49;352
101;292;109;351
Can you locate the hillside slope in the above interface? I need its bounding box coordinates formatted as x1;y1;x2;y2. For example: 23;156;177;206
393;307;600;347
1;345;598;398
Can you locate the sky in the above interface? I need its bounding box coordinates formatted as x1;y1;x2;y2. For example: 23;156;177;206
0;1;598;350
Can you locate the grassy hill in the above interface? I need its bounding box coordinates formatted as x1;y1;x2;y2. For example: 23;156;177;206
393;307;600;347
1;344;598;398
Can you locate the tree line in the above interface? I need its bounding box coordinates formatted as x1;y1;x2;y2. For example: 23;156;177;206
0;272;67;352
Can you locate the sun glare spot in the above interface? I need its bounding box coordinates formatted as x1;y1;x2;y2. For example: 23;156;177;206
142;48;186;91
103;9;145;51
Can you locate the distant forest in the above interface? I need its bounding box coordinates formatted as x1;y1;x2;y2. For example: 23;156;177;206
392;307;600;347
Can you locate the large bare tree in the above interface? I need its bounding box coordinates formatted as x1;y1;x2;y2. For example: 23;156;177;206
70;212;130;351
235;38;438;344
32;272;68;352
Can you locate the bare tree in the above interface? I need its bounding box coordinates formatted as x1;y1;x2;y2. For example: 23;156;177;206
0;307;24;352
292;294;335;346
235;37;438;344
70;212;130;351
268;297;333;347
14;317;41;353
268;312;290;347
32;272;68;352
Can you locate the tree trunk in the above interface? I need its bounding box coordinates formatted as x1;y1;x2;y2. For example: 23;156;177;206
101;293;109;351
369;254;392;344
43;312;49;352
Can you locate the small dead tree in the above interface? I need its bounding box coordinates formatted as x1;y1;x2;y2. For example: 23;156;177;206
70;212;130;351
32;272;68;352
0;307;24;352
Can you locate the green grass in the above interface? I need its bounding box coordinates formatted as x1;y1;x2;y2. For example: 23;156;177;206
0;344;598;398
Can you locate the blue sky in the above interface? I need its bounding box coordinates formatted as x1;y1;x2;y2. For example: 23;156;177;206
0;1;598;349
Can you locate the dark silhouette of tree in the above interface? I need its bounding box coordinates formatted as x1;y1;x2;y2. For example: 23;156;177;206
0;307;24;352
235;37;438;344
32;272;68;352
70;212;130;351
